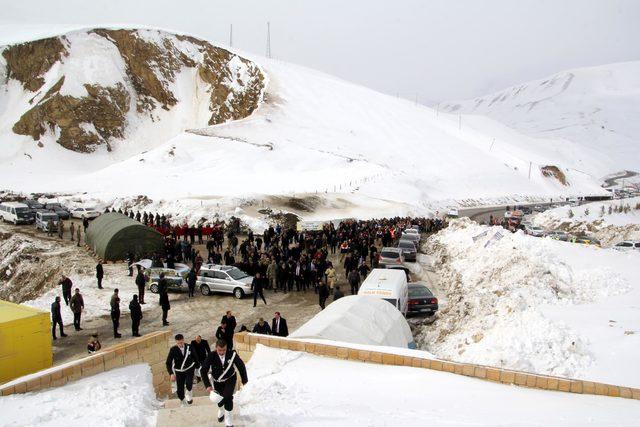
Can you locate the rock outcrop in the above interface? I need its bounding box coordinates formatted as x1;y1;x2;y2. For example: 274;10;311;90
1;28;265;152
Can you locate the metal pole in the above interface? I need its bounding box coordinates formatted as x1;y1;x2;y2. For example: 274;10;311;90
458;115;461;130
528;161;532;180
230;24;233;47
266;22;271;58
490;138;495;151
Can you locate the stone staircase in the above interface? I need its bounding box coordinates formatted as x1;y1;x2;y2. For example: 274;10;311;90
156;396;247;427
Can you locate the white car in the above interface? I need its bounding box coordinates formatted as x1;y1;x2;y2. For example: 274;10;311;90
70;207;100;219
447;208;459;218
612;241;640;252
197;264;254;299
524;225;545;237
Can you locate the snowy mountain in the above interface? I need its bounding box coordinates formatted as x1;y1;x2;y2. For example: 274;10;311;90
0;28;613;220
0;28;265;153
440;61;640;180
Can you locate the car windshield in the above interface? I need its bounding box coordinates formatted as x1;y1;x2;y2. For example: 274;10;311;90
15;207;29;213
409;286;432;298
42;214;57;220
227;268;248;280
398;242;414;249
381;251;399;258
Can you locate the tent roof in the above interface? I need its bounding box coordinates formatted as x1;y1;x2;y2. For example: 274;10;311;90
86;213;163;260
289;295;414;348
0;300;47;323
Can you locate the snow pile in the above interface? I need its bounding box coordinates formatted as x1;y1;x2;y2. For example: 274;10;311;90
0;364;159;426
289;295;414;348
532;197;640;246
416;218;633;379
236;345;640;426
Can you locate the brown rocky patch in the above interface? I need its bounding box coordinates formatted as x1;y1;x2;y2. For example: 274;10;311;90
540;165;568;186
2;36;67;92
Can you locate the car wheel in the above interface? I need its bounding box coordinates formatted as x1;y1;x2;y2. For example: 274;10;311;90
200;285;210;296
233;288;244;299
149;283;159;293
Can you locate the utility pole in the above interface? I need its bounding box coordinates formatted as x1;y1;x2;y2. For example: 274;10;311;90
266;22;272;58
528;161;532;180
229;24;233;47
490;138;495;151
458;115;461;130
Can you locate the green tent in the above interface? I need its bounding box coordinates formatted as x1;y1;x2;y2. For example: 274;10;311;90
85;213;164;261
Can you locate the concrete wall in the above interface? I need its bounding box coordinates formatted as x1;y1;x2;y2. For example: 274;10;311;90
0;330;172;398
234;332;640;401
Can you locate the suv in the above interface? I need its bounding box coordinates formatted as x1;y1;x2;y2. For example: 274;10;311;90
398;239;417;262
35;212;59;232
45;203;70;220
378;247;404;266
197;264;253;299
147;268;187;293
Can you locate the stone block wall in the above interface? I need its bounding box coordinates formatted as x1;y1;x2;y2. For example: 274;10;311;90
0;330;172;398
234;332;640;401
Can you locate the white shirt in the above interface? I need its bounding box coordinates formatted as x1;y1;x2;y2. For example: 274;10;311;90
219;354;226;365
178;345;185;355
275;318;280;333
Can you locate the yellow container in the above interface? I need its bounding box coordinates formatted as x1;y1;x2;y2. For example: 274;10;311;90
0;300;53;384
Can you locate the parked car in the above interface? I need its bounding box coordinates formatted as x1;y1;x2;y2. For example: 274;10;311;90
134;259;190;279
44;203;70;220
573;235;601;246
400;232;420;245
532;205;546;212
612;241;640;252
397;239;417;262
70;207;100;219
0;202;34;224
383;264;412;281
447;208;459;218
23;199;45;210
378;247;405;267
410;225;421;232
146;268;187;293
524;224;545;237
359;269;409;316
545;230;569;241
35;211;59;232
407;282;439;316
197;264;254;298
518;206;533;215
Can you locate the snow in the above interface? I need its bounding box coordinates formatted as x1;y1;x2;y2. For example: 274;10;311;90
0;364;159;426
0;27;619;229
236;345;640;426
23;262;154;327
416;218;640;388
289;295;414;348
441;61;640;179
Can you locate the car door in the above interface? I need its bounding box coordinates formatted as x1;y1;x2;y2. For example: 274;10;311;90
212;271;230;293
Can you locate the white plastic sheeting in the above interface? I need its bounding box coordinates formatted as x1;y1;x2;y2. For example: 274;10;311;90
289;295;415;348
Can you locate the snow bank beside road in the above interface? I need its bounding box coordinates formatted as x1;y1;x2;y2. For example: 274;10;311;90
416;219;640;385
236;345;640;426
532;197;640;246
0;364;159;426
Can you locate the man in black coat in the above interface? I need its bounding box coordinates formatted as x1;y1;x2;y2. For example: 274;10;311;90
252;317;271;335
190;335;211;383
166;334;198;406
96;261;104;289
59;275;73;306
51;296;67;339
129;294;142;337
187;268;197;298
135;265;146;304
158;273;170;326
251;272;267;307
110;288;122;338
201;339;248;426
271;311;289;337
221;310;237;347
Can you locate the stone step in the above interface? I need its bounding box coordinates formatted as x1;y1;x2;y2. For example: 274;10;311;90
156;400;247;427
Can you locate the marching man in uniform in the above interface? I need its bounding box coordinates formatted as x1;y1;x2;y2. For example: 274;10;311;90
201;339;248;427
165;334;198;406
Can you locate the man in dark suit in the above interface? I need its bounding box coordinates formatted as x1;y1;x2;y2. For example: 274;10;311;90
190;335;211;383
271;311;289;337
166;334;199;406
201;339;248;427
51;296;67;339
221;310;237;349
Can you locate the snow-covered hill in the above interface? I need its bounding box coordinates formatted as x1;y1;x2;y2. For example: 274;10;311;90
0;28;615;221
441;61;640;180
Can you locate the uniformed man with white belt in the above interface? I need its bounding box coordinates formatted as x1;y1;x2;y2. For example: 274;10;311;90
201;339;248;427
165;334;198;406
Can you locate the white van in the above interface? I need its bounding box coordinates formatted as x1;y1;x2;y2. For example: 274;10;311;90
358;268;409;316
0;202;33;224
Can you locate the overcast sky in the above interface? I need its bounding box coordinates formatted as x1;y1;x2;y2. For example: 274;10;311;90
2;0;639;103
